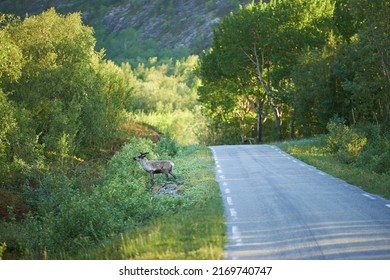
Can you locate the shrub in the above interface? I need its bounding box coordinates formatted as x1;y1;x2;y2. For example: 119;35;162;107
326;118;367;164
155;135;179;157
357;134;390;174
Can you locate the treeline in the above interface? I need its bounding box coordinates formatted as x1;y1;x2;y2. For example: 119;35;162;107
197;0;389;143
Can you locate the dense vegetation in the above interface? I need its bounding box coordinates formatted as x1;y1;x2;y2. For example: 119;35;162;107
0;8;211;259
276;128;390;199
196;0;389;200
197;0;389;144
0;0;389;259
77;145;225;260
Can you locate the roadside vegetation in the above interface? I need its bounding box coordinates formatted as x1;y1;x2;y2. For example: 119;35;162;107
0;138;224;259
0;9;222;259
77;145;225;260
276;119;390;199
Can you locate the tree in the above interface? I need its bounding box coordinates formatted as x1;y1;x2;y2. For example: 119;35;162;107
340;0;390;131
197;0;334;142
291;34;343;136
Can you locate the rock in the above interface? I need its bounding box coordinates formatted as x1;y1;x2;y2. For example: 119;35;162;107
153;182;182;196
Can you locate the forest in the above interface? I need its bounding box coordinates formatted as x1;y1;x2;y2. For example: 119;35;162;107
0;0;389;259
198;0;389;143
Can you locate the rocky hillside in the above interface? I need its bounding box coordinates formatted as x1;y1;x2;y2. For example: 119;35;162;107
0;0;254;63
102;0;252;52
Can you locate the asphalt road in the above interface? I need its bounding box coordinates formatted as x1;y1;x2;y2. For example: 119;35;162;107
210;145;390;260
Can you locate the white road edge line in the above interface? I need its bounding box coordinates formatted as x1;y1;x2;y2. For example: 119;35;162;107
227;197;233;206
362;193;376;200
229;208;237;218
232;226;242;246
385;204;390;209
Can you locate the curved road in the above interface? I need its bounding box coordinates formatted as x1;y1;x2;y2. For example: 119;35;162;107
210;145;390;260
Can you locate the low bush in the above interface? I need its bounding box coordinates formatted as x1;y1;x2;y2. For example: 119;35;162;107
326;118;367;164
356;135;390;174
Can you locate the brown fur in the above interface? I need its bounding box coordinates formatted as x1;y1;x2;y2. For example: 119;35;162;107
133;152;177;185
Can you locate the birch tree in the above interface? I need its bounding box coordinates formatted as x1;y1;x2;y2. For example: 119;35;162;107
198;0;334;141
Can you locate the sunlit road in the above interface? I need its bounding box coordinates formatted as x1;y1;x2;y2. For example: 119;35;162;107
210;145;390;260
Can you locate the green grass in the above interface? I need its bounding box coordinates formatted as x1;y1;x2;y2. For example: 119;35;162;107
76;145;226;260
275;137;390;199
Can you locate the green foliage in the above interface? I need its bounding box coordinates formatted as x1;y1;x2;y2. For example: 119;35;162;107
326;118;367;163
355;125;390;174
0;242;5;260
0;139;223;259
156;136;179;158
276;136;390;198
197;0;389;142
76;145;225;260
0;9;141;189
126;55;206;145
197;0;335;143
0;3;215;260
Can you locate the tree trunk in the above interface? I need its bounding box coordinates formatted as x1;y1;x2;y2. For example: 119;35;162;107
256;97;263;144
270;104;282;141
257;109;262;144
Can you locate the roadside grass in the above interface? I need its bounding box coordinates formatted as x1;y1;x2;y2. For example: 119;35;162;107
275;137;390;199
77;145;226;260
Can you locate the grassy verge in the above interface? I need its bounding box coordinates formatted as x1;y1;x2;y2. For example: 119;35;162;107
275;137;390;199
77;145;226;259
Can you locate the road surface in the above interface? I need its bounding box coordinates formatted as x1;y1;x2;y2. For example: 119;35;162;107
210;145;390;260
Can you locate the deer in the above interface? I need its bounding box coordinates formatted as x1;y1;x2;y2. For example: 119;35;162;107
133;152;177;185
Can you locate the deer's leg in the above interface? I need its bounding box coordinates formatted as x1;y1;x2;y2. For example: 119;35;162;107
169;171;177;180
149;172;155;185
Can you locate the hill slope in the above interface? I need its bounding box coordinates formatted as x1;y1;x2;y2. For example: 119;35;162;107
0;0;253;64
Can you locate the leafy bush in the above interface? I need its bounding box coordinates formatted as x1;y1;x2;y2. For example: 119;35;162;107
155;135;179;157
357;135;390;174
326;118;367;164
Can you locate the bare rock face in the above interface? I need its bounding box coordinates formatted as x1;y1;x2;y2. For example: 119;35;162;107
4;0;253;54
102;0;252;53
